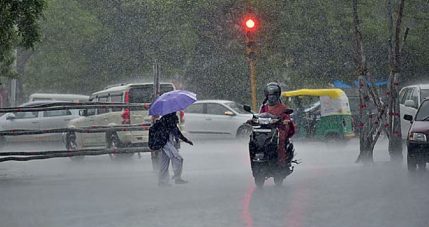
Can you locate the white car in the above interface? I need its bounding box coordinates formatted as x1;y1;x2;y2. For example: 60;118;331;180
399;84;429;139
66;82;183;152
28;93;89;102
0;101;81;143
183;100;253;139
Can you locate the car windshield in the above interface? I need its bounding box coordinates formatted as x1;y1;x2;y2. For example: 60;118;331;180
415;100;429;121
224;101;249;114
421;89;429;100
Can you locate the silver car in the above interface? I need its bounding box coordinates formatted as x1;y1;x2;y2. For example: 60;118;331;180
183;100;253;140
0;101;80;143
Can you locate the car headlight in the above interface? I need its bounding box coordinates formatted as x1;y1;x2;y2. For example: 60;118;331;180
409;133;427;142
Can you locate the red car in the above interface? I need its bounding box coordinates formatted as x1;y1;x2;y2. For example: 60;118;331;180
404;99;429;171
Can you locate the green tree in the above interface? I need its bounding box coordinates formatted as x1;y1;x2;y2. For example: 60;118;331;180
0;0;45;78
23;0;103;94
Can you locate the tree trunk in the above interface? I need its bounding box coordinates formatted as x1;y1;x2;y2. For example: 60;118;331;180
353;0;373;163
356;76;373;163
386;0;405;162
388;72;403;161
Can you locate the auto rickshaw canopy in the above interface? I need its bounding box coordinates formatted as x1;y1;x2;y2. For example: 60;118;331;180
282;89;345;99
282;88;351;116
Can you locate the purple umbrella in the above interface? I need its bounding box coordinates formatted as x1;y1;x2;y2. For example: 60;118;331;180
149;90;197;116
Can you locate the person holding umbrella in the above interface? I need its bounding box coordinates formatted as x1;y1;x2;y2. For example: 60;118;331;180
149;90;197;186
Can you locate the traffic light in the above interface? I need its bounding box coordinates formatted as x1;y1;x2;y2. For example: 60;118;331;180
243;16;258;61
243;16;258;33
242;14;259;110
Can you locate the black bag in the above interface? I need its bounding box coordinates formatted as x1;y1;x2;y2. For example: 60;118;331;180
148;120;169;150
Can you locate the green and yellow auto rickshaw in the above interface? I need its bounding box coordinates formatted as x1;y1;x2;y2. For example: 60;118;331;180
282;89;355;141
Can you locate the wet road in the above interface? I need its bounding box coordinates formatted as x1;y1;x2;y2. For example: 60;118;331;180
0;139;428;227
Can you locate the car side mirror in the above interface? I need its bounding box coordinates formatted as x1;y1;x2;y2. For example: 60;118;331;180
404;114;413;122
284;109;294;115
404;100;417;109
224;111;235;116
6;113;15;120
243;105;252;113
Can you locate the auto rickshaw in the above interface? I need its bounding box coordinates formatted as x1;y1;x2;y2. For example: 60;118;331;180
282;89;355;141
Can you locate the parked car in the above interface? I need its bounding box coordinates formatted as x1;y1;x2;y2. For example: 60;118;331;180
0;101;81;143
183;100;253;140
404;98;429;171
29;93;89;102
399;84;429;139
65;82;182;158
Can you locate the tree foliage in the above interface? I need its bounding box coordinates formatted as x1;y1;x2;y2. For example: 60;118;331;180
0;0;45;78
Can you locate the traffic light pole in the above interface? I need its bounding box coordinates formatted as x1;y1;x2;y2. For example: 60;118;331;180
246;33;257;111
249;58;257;111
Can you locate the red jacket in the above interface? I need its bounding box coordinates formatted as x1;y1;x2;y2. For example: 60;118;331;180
259;103;295;138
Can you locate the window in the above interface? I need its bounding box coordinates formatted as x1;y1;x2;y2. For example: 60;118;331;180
110;94;123;112
399;89;406;104
14;111;38;119
224;101;248;114
129;87;152;104
129;84;175;104
86;108;96;116
207;103;228;115
97;96;109;114
415;100;429;121
159;84;174;95
43;109;71;117
129;87;151;111
400;88;413;104
410;88;419;107
421;89;429;101
185;103;204;114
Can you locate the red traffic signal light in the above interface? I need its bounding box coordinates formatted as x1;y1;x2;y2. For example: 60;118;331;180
243;16;258;32
245;19;255;29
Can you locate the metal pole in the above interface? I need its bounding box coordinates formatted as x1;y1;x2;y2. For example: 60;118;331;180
10;49;17;107
151;60;161;171
153;60;160;102
249;59;257;111
246;33;257;111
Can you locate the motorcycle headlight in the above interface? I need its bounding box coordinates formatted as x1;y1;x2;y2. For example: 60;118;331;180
257;118;272;125
409;133;427;142
255;153;264;159
257;118;279;125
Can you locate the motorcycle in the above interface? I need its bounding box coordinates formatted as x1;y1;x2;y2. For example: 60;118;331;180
243;105;296;187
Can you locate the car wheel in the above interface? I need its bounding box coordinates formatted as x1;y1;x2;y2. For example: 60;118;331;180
66;133;84;161
236;124;252;139
407;153;417;172
107;133;133;160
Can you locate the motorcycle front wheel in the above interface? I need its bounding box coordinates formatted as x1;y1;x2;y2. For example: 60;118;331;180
254;175;265;188
273;176;284;186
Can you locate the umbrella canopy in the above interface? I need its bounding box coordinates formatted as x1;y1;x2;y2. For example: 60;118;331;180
149;90;197;116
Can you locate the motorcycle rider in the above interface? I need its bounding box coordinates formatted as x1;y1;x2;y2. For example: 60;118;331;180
259;82;295;167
